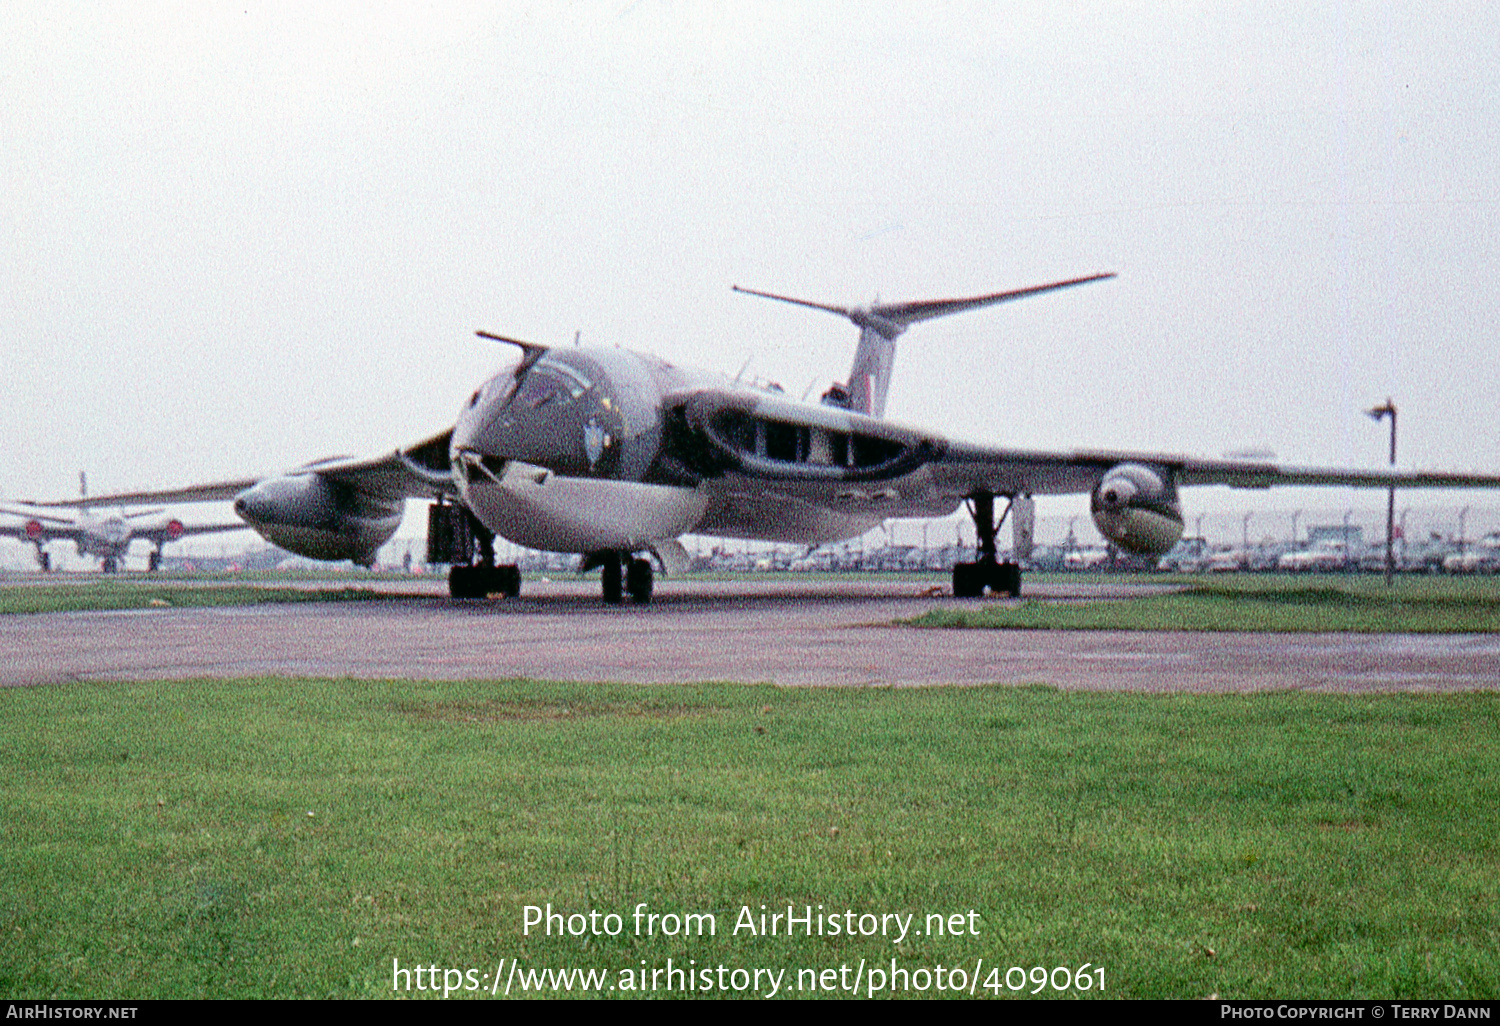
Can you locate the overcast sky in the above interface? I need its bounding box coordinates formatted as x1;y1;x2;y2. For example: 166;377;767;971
4;3;1497;534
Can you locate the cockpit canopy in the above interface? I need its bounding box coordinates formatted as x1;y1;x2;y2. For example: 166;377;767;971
452;348;665;483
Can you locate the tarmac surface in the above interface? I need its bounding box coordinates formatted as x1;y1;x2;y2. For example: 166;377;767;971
4;577;1499;690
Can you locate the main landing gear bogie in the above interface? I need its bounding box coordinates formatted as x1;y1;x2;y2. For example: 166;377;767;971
444;505;523;600
952;491;1025;599
448;563;522;600
952;559;1021;599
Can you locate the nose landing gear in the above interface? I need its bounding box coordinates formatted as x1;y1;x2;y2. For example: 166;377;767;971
626;557;654;604
591;551;654;604
600;552;623;604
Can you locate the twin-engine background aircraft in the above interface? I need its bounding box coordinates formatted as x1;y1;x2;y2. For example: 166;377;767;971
1;472;244;572
28;275;1500;602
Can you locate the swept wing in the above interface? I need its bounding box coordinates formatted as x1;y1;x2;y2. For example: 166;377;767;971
16;429;456;509
929;443;1500;497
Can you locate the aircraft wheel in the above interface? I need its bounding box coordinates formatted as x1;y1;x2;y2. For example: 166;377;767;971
990;561;1022;598
148;551;161;573
626;557;653;604
952;562;983;598
39;553;51;573
102;557;118;574
497;564;521;598
449;565;482;599
447;565;469;598
600;552;624;604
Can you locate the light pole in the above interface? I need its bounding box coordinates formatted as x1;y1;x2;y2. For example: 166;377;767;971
1366;399;1397;585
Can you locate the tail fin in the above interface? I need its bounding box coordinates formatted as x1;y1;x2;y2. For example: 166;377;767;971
734;273;1114;418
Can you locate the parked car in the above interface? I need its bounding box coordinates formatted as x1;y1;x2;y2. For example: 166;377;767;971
1157;537;1209;573
1278;540;1353;572
1443;534;1500;574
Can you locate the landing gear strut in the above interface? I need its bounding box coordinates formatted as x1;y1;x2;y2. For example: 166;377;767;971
952;492;1022;598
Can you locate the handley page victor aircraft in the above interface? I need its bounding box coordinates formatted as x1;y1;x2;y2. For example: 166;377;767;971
2;472;244;572
31;274;1500;601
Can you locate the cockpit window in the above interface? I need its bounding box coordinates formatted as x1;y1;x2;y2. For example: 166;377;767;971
513;360;593;409
515;372;564;409
552;360;593;394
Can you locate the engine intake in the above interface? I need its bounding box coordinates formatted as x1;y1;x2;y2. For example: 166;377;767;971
678;392;940;483
1090;463;1184;556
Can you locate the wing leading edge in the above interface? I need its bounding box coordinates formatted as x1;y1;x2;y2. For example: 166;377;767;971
931;441;1500;498
17;428;457;509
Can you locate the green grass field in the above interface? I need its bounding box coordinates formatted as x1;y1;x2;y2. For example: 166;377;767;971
3;678;1497;999
0;579;404;615
909;575;1500;633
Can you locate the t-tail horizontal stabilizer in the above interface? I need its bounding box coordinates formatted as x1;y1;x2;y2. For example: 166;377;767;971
733;272;1114;418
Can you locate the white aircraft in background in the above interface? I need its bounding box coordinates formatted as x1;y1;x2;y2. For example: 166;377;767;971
27;274;1500;601
1;472;244;572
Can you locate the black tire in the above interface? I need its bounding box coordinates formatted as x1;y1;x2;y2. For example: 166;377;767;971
497;565;521;598
991;561;1022;598
626;557;653;604
601;552;624;604
952;562;983;598
449;565;482;599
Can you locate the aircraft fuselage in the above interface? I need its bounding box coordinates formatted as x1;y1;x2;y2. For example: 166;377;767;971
71;509;134;557
449;347;959;554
